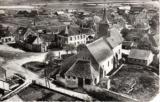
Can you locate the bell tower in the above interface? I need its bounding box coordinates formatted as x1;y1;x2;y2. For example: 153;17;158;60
98;7;110;38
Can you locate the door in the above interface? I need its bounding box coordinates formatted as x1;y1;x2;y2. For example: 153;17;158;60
78;78;83;87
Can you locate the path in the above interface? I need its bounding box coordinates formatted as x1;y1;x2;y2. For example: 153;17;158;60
2;52;92;101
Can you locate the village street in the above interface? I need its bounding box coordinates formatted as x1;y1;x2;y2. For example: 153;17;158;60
0;45;92;101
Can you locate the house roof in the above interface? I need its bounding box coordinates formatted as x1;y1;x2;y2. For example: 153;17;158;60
128;49;152;60
65;60;98;79
0;66;6;81
61;54;75;60
80;28;95;35
59;54;77;75
59;26;81;37
122;41;133;47
24;35;37;44
39;34;55;42
14;27;28;36
14;27;36;37
87;37;113;64
0;28;12;37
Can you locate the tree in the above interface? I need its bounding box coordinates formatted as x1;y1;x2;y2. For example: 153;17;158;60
63;44;75;54
44;51;55;65
120;28;130;39
149;14;159;32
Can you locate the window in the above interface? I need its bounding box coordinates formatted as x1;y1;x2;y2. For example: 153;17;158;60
73;76;76;79
70;37;72;41
1;39;4;43
67;76;70;79
77;35;80;40
8;38;11;41
81;35;83;39
94;78;97;84
85;79;91;85
83;35;85;38
5;39;8;42
108;61;109;67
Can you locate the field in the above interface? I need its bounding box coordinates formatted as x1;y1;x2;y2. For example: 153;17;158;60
110;64;159;101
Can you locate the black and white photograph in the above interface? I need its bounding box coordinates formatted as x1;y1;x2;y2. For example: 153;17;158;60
0;0;159;101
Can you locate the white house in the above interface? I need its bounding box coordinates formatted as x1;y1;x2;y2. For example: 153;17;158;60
57;25;87;47
128;49;154;66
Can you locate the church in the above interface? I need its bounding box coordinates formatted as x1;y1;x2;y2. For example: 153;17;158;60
58;8;123;88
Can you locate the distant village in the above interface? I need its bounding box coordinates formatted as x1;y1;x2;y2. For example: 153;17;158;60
0;2;159;101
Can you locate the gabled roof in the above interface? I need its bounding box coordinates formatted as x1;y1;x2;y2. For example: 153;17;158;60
14;27;35;37
105;28;123;48
80;28;95;35
65;60;98;79
0;28;12;37
59;54;77;75
87;37;113;64
24;35;37;44
39;34;55;42
0;66;6;81
59;26;81;37
128;49;152;60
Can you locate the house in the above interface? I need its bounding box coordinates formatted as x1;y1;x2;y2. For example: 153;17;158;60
118;6;131;14
0;27;15;44
127;49;154;66
122;41;136;50
0;10;6;16
22;35;48;52
14;27;36;42
0;67;9;96
80;28;95;43
129;6;144;14
57;25;87;48
65;60;99;88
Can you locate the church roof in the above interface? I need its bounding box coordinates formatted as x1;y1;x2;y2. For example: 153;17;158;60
105;28;123;48
87;37;113;64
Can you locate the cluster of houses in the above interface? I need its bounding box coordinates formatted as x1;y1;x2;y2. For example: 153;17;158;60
0;23;95;52
0;6;158;90
44;8;157;89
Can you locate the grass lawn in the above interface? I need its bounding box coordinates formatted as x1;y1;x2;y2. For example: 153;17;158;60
18;84;79;101
110;64;159;101
22;61;59;78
